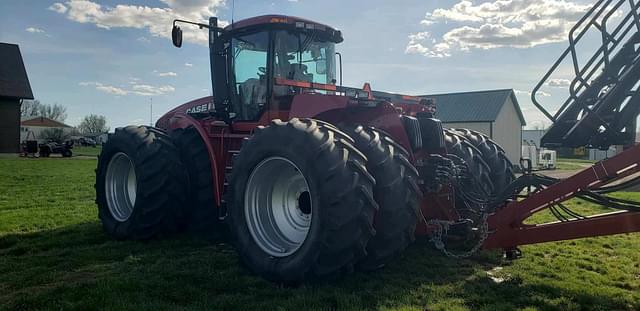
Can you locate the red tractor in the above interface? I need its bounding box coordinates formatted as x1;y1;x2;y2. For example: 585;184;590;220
96;0;640;283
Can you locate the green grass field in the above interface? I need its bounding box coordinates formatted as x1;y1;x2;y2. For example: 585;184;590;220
73;146;102;157
1;156;639;310
555;158;596;171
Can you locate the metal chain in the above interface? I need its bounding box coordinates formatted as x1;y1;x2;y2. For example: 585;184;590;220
425;213;489;259
415;190;490;259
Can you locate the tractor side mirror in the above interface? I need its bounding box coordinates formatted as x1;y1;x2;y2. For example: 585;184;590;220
172;25;183;48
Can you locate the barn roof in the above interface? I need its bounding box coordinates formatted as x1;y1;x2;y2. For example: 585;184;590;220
0;43;33;100
420;89;526;125
21;116;71;128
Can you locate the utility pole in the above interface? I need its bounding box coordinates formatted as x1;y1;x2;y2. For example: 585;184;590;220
149;97;153;126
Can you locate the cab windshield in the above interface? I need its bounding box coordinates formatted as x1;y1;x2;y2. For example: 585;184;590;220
230;29;337;120
273;30;336;85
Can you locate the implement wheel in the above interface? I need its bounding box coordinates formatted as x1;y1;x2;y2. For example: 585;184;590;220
95;126;186;240
227;118;377;283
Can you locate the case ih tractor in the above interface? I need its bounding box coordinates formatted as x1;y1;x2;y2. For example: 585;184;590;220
96;0;640;283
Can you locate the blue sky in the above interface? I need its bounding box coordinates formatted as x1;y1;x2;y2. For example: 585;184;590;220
0;0;602;129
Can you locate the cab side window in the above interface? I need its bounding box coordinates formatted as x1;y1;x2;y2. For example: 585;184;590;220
231;32;269;121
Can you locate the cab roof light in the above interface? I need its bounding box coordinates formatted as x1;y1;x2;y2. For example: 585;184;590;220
270;17;288;23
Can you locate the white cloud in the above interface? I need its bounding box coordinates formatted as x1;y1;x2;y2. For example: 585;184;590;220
79;81;127;95
157;71;177;77
515;89;551;97
48;3;68;13
80;81;174;96
50;0;225;45
406;32;451;58
407;0;593;57
137;36;150;43
184;63;193;67
546;78;572;87
26;27;45;33
131;84;175;96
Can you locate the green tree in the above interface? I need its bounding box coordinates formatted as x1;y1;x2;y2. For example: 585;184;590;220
78;114;109;134
39;104;68;122
20;99;42;118
20;100;67;122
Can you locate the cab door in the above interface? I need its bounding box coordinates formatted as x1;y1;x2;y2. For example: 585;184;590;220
227;30;274;133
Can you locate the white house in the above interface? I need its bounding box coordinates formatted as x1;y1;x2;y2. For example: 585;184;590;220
20;116;73;143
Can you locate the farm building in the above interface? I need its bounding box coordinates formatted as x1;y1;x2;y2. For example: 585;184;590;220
0;43;33;153
522;129;546;148
20;116;73;143
421;89;526;164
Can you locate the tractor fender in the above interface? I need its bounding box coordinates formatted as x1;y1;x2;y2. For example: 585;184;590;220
166;112;222;207
288;93;351;119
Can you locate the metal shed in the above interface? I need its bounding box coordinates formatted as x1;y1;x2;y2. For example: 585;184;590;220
0;43;33;153
421;89;526;164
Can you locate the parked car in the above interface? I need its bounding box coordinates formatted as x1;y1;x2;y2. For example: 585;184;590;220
79;137;97;147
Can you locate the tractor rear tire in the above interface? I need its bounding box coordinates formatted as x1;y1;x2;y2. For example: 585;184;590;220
444;129;493;197
170;127;219;233
444;129;494;195
227;118;377;283
452;129;515;195
345;125;421;271
95;126;186;240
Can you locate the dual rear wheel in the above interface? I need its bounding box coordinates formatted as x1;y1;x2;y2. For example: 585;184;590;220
227;119;423;282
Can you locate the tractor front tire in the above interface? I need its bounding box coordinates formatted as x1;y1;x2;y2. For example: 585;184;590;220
227;118;378;283
170;126;219;233
95;126;186;240
346;126;421;270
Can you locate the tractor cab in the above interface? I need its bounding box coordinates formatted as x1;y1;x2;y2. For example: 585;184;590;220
172;15;343;123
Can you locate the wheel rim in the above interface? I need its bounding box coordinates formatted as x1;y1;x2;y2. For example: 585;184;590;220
105;152;137;222
244;157;312;257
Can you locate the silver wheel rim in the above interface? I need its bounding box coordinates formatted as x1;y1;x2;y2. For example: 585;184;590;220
105;152;137;222
244;156;312;257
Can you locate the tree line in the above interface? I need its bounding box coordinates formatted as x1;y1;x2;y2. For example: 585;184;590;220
21;100;109;142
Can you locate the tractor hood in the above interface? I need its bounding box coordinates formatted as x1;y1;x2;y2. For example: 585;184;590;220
155;96;213;130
